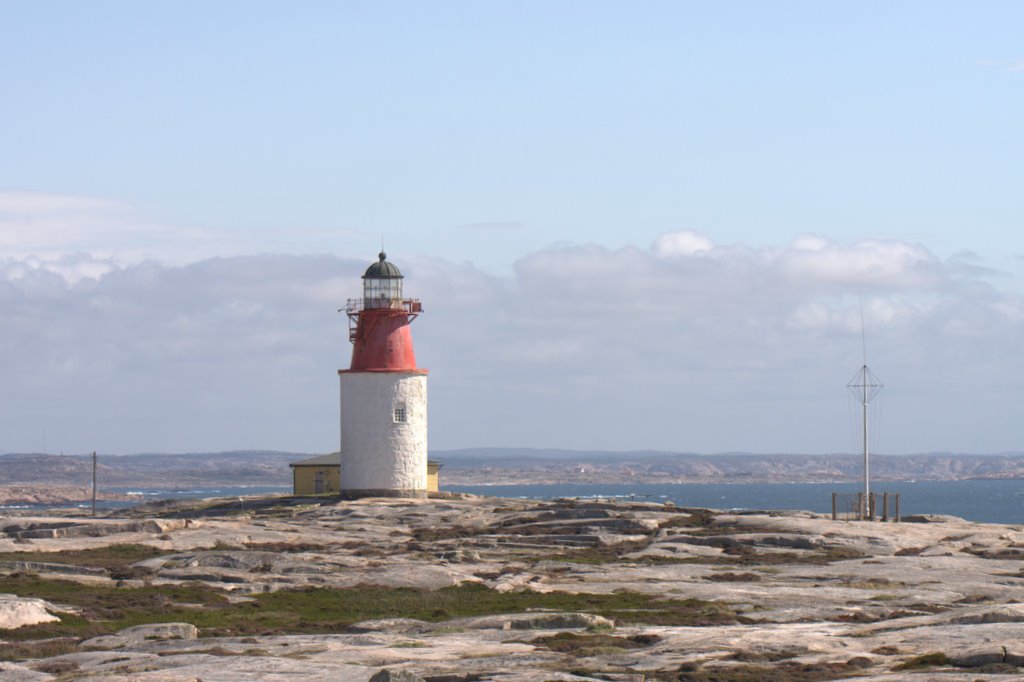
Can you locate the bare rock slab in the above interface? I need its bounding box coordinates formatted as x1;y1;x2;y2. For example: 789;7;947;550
948;645;1007;668
456;612;614;630
82;622;199;650
0;661;52;681
0;594;59;629
348;618;433;634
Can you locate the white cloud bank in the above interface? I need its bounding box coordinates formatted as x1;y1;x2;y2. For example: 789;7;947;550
0;190;273;278
1;224;1021;456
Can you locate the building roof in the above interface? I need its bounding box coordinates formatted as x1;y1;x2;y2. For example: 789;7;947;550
289;452;340;467
363;252;403;279
289;452;441;468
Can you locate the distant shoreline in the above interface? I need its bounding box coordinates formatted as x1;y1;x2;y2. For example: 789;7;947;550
4;473;1024;507
440;473;1024;486
444;476;1024;485
0;485;141;506
4;449;1024;504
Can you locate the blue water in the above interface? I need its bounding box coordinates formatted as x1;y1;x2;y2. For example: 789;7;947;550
446;480;1024;525
4;480;1022;525
0;485;292;512
109;485;292;501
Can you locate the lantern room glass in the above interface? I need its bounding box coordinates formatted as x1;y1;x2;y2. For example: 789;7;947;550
363;275;403;308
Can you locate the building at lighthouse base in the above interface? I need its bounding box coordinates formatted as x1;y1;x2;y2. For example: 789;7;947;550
338;369;428;498
288;452;441;496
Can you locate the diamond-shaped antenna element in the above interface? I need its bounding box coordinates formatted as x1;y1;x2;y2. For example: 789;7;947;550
847;365;883;404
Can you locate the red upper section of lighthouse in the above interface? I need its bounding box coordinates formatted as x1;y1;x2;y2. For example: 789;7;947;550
349;307;420;371
342;252;426;373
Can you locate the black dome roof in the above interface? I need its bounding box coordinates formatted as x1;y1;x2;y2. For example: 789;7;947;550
363;251;403;279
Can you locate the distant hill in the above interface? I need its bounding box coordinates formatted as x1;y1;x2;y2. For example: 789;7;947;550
0;451;301;487
3;449;1024;488
430;448;1024;485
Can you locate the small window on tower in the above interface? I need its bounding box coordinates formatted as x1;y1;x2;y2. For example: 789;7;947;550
393;405;407;423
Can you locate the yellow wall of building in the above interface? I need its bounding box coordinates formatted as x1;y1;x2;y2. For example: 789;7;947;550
292;461;440;495
427;462;441;493
291;466;341;495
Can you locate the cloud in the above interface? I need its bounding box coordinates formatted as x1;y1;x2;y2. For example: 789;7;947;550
652;230;714;256
653;231;947;292
0;190;252;272
0;191;163;255
1;231;1021;456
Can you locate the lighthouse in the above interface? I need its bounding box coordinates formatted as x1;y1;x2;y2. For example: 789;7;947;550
338;252;428;498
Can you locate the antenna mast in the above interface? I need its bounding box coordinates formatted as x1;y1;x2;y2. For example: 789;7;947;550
848;298;882;520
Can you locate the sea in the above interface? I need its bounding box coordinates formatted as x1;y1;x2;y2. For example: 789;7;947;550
3;479;1024;525
448;479;1024;525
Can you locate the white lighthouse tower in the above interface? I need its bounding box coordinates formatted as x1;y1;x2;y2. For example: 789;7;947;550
338;252;427;498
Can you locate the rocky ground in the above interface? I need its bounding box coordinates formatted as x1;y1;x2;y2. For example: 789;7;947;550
2;494;1024;680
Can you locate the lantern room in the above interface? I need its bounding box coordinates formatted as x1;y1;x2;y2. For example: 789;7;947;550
362;252;403;308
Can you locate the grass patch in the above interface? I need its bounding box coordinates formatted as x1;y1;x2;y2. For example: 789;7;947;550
1;578;739;657
835;610;878;623
901;602;947;614
158;646;242;657
0;544;167;571
0;638;81;662
973;548;1024;560
247;583;739;633
156;645;273;657
730;647;804;662
659;510;716;529
411;525;477;542
893;652;950;670
894;546;925;556
0;574;230;648
663;523;784;538
242;542;331;553
632;547;864;568
706;572;761;582
677;660;863;681
544;544;866;567
531;631;661;656
840;578;902;590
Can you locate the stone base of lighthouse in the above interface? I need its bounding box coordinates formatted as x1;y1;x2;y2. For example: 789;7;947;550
339;370;428;498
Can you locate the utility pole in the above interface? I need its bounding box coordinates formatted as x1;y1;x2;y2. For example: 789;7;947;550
91;451;97;517
848;366;882;520
848;298;883;521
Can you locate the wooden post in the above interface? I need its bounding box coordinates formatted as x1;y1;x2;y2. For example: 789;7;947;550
91;451;97;518
869;492;876;521
895;493;900;523
882;492;889;522
831;492;838;521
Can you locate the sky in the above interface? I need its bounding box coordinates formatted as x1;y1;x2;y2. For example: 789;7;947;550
1;2;1023;456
